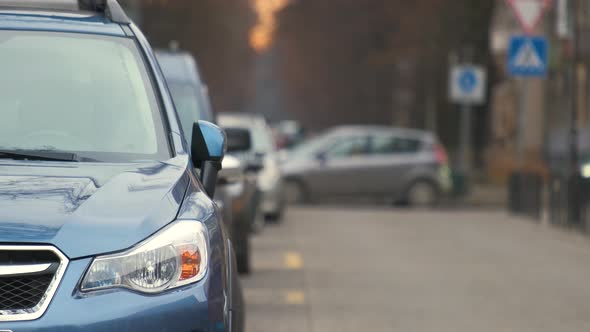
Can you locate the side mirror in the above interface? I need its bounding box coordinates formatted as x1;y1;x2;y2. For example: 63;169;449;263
218;155;244;185
191;121;226;197
225;127;252;153
245;153;265;173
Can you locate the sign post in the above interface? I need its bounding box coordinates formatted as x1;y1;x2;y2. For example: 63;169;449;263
502;0;552;217
449;65;487;175
505;0;551;167
507;35;548;168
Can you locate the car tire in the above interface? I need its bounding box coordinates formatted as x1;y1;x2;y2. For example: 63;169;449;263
265;198;285;223
235;236;251;275
265;210;283;223
284;180;305;205
406;181;439;207
251;204;265;234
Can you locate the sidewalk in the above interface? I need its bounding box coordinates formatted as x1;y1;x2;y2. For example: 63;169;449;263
446;183;507;208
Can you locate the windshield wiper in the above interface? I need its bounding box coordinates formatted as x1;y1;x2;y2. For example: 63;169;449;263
0;150;81;162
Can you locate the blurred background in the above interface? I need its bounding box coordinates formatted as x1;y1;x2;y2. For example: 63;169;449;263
120;0;590;204
123;1;590;331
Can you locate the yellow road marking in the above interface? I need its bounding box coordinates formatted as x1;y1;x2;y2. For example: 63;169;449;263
284;290;305;305
284;252;304;270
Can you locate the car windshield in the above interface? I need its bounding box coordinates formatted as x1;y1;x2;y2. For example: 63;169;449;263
0;30;170;162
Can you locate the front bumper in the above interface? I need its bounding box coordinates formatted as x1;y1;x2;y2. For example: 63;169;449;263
0;258;226;332
260;181;283;215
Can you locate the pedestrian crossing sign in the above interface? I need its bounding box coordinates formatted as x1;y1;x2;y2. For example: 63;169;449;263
508;35;548;77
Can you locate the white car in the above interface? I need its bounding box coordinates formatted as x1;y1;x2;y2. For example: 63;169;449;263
219;113;286;221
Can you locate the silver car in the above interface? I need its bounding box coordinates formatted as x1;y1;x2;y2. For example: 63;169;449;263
281;126;452;206
219;113;286;221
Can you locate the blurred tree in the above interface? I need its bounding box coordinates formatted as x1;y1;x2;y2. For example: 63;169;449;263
122;0;257;112
121;0;495;164
274;0;495;160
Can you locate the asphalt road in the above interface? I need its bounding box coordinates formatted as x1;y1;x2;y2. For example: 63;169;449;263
241;206;590;332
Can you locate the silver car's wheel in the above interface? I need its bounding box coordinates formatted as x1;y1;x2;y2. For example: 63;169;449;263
251;206;265;234
284;181;304;204
407;182;438;207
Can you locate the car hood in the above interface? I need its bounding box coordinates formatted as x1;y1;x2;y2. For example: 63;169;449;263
0;156;191;259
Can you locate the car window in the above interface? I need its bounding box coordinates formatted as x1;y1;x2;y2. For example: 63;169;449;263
219;116;275;154
200;86;216;123
371;135;422;155
0;30;170;162
167;82;203;144
251;124;275;153
287;130;338;160
325;136;368;159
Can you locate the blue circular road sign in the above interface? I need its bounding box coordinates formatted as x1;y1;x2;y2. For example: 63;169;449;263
458;70;478;94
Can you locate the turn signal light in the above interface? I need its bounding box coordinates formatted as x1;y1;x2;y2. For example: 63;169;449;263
180;247;201;280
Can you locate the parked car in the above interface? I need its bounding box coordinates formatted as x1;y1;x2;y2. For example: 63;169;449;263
219;113;286;222
273;120;305;150
281;126;452;206
0;1;243;331
155;49;259;274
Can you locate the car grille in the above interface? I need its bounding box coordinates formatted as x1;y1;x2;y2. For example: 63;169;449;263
0;246;68;321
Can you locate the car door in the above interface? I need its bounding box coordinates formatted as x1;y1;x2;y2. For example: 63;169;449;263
364;133;423;197
305;135;370;197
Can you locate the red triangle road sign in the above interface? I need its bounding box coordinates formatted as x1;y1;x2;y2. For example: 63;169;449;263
506;0;553;34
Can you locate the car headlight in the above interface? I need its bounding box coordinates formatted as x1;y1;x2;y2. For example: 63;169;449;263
80;220;208;294
582;164;590;178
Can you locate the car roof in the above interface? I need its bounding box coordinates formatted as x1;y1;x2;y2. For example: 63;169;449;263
156;50;217;123
219;112;265;121
155;50;204;85
0;8;126;37
218;113;267;125
218;113;268;129
328;125;436;142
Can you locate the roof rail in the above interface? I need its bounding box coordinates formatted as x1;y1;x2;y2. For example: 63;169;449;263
78;0;130;24
0;0;130;24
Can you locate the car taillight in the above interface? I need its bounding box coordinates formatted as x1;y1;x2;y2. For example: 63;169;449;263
434;144;448;165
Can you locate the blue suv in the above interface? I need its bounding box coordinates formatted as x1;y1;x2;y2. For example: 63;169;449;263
0;1;244;331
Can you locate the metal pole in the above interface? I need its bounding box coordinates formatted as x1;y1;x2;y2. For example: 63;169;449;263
569;0;580;225
570;0;579;177
517;78;528;169
460;103;472;175
510;78;529;214
426;85;437;133
460;47;474;177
